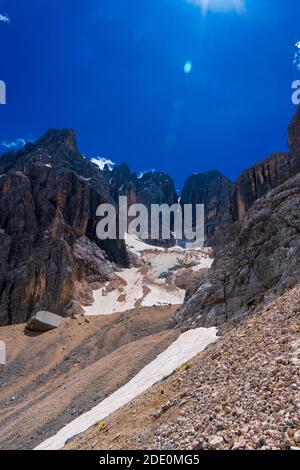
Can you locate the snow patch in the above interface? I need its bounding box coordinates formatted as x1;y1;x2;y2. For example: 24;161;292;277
84;269;143;316
79;176;92;182
90;157;115;171
84;267;185;316
35;327;218;450
124;233;164;254
83;233;213;316
143;282;185;306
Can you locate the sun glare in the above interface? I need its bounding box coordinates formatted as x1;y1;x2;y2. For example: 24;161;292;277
188;0;245;14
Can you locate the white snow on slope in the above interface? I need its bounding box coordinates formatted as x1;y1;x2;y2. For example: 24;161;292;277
143;249;213;278
83;234;213;316
35;327;218;450
90;157;115;170
84;267;186;316
124;234;213;274
142;283;185;307
124;233;164;254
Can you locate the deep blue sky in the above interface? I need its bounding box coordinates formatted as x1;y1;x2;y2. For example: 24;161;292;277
0;0;300;187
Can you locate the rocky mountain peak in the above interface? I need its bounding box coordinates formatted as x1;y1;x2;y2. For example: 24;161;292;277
0;130;130;325
34;128;79;154
109;163;137;190
0;129;109;184
138;171;178;206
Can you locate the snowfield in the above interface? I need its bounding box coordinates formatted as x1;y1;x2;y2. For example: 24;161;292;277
35;327;218;450
83;234;213;316
83;267;186;315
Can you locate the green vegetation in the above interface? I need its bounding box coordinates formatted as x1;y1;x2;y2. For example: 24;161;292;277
178;361;192;371
97;421;107;433
294;322;300;333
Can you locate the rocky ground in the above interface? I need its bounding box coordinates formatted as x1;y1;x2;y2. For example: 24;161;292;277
0;305;179;450
69;284;300;451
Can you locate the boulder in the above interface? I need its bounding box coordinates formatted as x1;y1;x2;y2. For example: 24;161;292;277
26;311;63;331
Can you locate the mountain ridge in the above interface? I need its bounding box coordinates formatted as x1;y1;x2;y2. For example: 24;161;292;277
1;106;300;325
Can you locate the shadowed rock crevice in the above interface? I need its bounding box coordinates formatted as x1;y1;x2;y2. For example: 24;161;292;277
180;170;234;246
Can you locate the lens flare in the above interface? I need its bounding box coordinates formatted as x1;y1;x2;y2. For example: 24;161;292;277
184;61;193;74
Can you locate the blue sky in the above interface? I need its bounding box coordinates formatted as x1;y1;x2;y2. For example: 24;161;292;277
0;0;299;187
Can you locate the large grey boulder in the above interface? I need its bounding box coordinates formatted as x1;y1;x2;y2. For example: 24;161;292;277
26;311;63;331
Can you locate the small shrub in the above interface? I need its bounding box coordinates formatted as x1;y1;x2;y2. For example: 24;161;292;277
97;421;107;432
178;361;192;371
64;443;75;450
223;351;230;358
160;386;165;395
294;322;300;333
253;336;261;344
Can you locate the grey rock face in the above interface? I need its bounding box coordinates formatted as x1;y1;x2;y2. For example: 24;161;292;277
180;171;234;246
106;164;179;247
173;173;300;329
288;105;300;160
26;311;63;331
0;129;129;325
